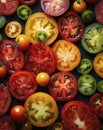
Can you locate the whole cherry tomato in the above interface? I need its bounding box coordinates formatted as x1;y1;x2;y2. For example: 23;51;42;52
0;62;7;78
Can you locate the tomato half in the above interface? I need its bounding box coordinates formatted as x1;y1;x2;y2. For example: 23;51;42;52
0;0;19;15
8;70;38;100
0;40;24;74
0;83;11;117
52;40;81;72
89;93;103;119
25;12;58;45
49;72;78;101
0;115;16;130
24;43;57;75
40;0;70;17
19;0;37;5
93;52;103;78
61;100;101;130
58;11;84;42
24;92;59;127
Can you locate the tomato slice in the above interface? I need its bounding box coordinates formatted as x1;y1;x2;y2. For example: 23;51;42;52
0;115;16;130
58;11;84;42
19;0;37;5
0;40;24;74
49;72;78;101
0;0;19;15
52;39;81;72
40;0;70;17
25;12;58;45
24;43;57;75
24;92;59;127
8;70;38;100
61;100;101;130
0;83;11;117
89;93;103;119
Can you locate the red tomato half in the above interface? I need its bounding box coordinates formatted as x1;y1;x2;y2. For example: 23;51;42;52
19;0;37;5
89;93;103;119
0;40;24;74
0;115;16;130
0;0;19;15
58;11;84;42
0;84;11;117
41;0;70;16
61;100;101;130
24;43;57;75
8;70;38;100
49;72;78;101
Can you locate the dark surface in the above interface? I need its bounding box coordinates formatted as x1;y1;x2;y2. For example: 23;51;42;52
1;0;103;129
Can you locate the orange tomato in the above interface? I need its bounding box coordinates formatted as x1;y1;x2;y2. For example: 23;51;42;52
36;72;50;87
15;34;31;51
0;62;7;78
73;0;87;13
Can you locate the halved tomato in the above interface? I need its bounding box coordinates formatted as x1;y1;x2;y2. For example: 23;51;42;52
8;70;38;100
49;72;78;101
24;92;59;127
19;0;37;5
24;43;57;75
61;100;101;130
40;0;70;16
52;39;81;72
58;11;84;42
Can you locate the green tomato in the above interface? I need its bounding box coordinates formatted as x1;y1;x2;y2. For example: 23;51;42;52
0;33;2;41
78;74;97;96
97;80;103;93
0;16;6;29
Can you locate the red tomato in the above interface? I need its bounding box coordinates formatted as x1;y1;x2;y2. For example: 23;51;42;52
0;62;7;78
58;11;84;42
8;70;38;100
10;105;26;123
89;93;103;119
86;0;98;4
49;72;78;101
24;43;57;75
19;0;37;5
61;100;101;130
0;40;24;74
0;115;16;130
40;0;70;16
0;84;11;117
0;0;19;15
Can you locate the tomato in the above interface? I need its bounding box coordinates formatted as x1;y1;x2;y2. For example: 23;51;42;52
0;15;6;29
0;62;7;78
0;0;19;15
78;74;97;96
89;93;103;119
0;83;11;117
21;121;32;130
8;70;38;101
19;0;37;5
47;122;63;130
58;11;84;42
81;23;103;54
76;58;93;74
24;43;57;75
48;72;78;101
0;115;16;130
36;72;50;87
73;0;87;13
10;105;26;123
61;100;101;130
86;0;98;4
40;0;70;17
15;34;31;51
25;12;58;45
5;21;22;38
93;52;103;78
0;33;2;41
24;92;59;127
0;40;24;74
97;80;103;93
52;40;81;72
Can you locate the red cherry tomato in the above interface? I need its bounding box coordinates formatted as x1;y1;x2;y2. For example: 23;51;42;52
19;0;37;5
0;62;7;78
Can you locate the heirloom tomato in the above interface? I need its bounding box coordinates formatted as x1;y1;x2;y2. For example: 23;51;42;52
19;0;37;5
24;92;58;127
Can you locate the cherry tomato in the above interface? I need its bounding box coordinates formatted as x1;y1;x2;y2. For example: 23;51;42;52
24;92;59;127
19;0;37;5
61;100;101;130
73;0;87;13
10;105;26;123
21;121;32;130
0;62;7;78
36;72;50;87
15;34;31;51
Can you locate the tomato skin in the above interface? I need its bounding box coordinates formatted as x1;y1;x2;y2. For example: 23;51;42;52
19;0;37;5
73;0;87;13
0;62;7;78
